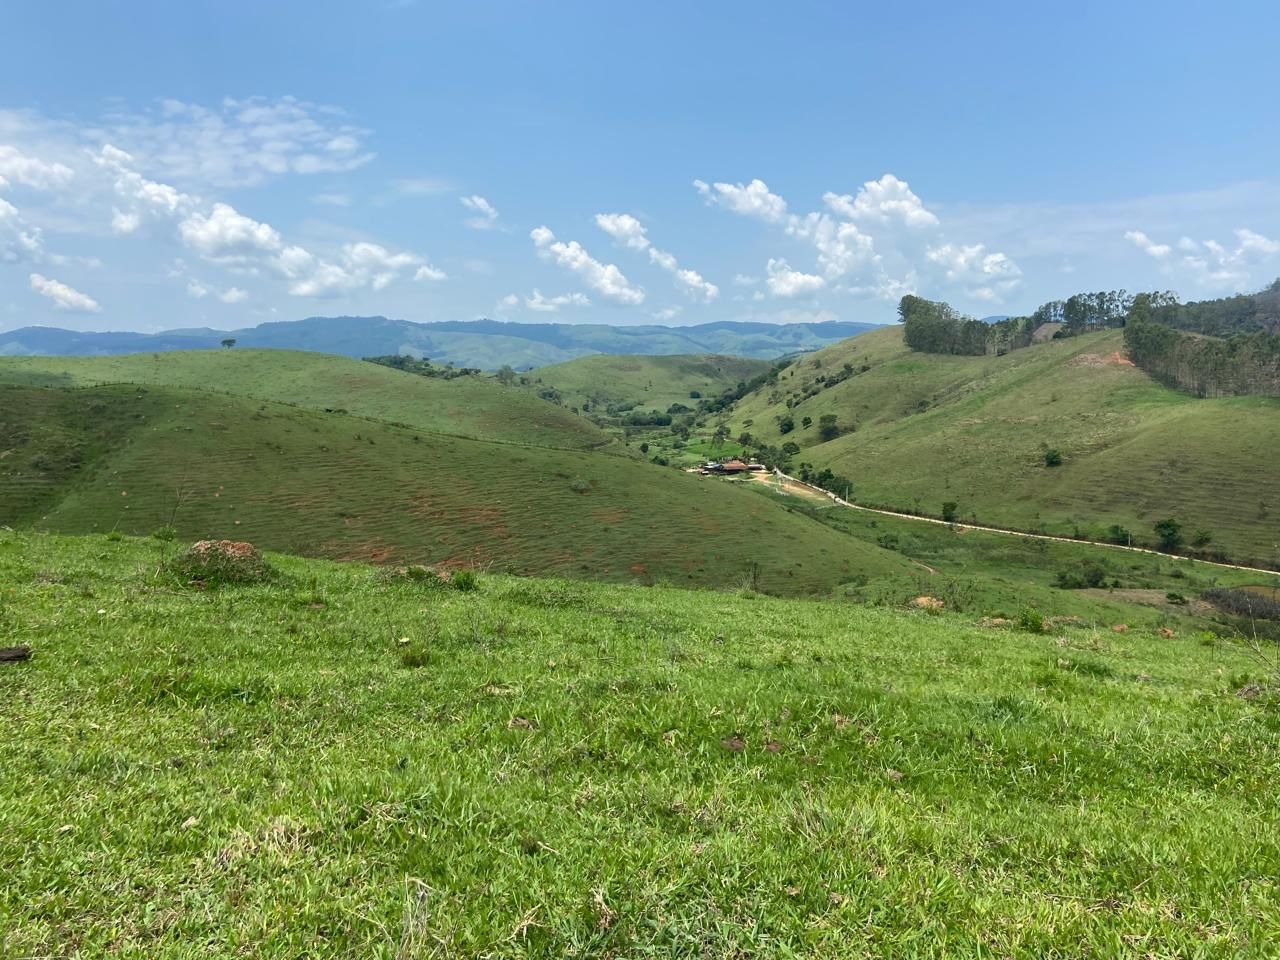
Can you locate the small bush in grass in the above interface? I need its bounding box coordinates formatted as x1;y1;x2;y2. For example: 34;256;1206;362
376;565;477;592
1055;563;1107;589
1044;449;1063;467
168;540;272;586
1019;607;1046;634
1166;592;1187;605
399;646;432;669
376;565;450;588
151;525;177;542
105;531;123;542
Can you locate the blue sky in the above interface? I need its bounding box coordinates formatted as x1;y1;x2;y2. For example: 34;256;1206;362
3;0;1279;332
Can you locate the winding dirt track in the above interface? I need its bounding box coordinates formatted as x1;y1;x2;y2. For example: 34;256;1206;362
758;470;1280;578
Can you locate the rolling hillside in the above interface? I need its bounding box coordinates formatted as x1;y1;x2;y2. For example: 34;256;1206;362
528;354;774;412
0;382;915;594
728;325;1280;566
0;349;612;452
0;316;883;369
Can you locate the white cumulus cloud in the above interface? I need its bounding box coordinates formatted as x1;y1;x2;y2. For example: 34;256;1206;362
179;202;282;261
1124;230;1172;259
29;272;100;312
531;225;645;305
1124;226;1279;289
595;212;719;302
823;174;938;228
926;243;1022;301
111;208;141;235
526;289;591;312
460;194;499;230
0;144;74;191
786;212;876;279
693;177;788;223
766;258;825;298
699;170;1019;304
0;197;45;262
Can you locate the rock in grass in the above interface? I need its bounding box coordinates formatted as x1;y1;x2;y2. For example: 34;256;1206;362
0;645;32;663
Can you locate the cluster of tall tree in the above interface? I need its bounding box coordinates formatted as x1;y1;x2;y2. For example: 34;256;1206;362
1124;319;1280;397
897;295;1005;355
897;290;1140;357
1145;280;1280;336
899;281;1280;398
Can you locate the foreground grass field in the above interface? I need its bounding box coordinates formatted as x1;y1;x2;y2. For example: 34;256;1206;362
0;349;612;451
727;327;1280;566
1;532;1277;957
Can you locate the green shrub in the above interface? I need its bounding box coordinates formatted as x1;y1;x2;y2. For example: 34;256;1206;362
1044;449;1063;467
941;501;959;523
1055;563;1107;590
1105;525;1132;545
1153;518;1184;551
151;525;177;542
1018;607;1046;634
451;570;478;592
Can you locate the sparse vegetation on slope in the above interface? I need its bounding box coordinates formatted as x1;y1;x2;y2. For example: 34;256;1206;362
1;532;1277;957
526;353;774;414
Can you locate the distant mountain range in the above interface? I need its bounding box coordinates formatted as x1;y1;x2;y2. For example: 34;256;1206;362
0;316;883;369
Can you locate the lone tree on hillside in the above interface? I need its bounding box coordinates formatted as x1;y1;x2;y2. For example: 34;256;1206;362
221;338;236;349
1044;448;1063;467
1153;518;1184;551
817;414;841;442
942;501;959;523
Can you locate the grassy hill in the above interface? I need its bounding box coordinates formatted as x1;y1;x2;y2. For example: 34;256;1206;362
728;326;1280;566
0;349;612;452
528;354;774;413
3;531;1277;956
0;383;915;595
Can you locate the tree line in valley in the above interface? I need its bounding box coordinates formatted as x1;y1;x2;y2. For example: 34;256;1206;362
898;280;1280;398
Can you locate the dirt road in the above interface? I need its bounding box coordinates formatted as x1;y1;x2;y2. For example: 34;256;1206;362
762;470;1280;579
